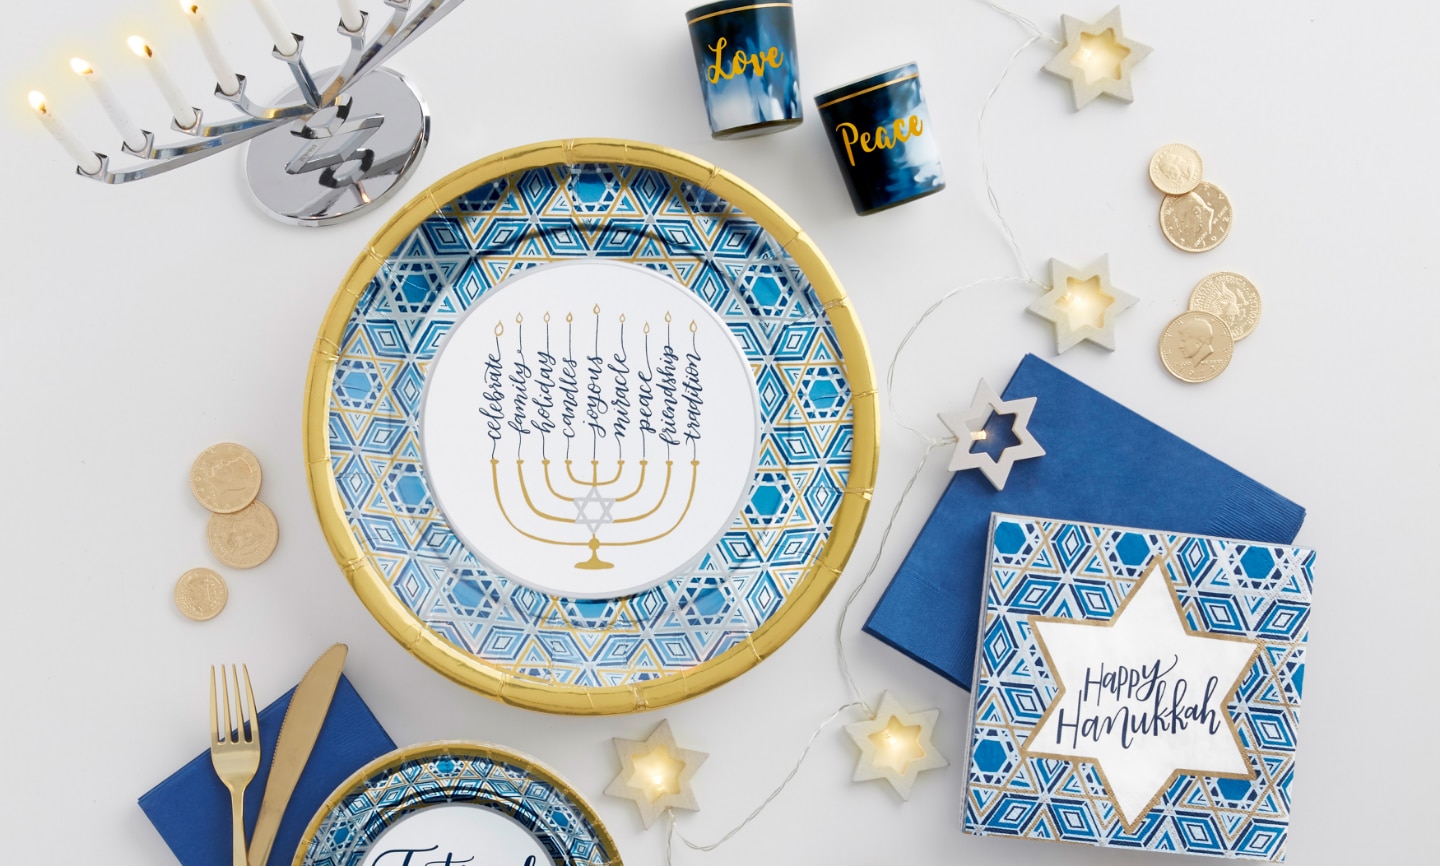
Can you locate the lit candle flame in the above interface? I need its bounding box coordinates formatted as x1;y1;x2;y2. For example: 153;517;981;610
127;36;153;58
70;58;94;76
28;91;46;113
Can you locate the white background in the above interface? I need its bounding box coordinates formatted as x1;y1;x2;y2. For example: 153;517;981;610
1;1;1434;863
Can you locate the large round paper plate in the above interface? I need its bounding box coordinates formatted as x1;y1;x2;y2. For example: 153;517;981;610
305;139;877;714
294;741;620;866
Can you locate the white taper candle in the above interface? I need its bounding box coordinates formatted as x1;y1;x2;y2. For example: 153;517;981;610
338;0;363;33
128;36;199;130
70;58;149;154
181;3;240;97
28;91;104;175
248;0;300;56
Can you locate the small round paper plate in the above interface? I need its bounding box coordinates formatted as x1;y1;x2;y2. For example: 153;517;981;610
293;741;620;866
305;138;877;714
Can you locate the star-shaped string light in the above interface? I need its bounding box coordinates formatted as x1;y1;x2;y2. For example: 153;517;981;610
937;380;1045;490
1027;256;1138;353
1042;7;1152;109
843;692;948;800
604;719;708;828
572;485;617;535
1025;564;1260;828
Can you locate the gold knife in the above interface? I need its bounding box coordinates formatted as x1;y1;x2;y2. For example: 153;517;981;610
247;643;348;866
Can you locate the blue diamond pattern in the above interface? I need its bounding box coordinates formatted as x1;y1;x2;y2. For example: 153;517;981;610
965;517;1315;861
325;163;856;689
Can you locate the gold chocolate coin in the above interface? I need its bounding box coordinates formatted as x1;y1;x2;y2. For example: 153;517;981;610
1160;311;1235;383
1189;272;1262;341
206;500;278;569
175;567;228;621
1160;181;1232;253
190;443;262;514
1149;143;1204;196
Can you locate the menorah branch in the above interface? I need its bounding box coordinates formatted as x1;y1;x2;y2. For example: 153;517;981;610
30;0;468;226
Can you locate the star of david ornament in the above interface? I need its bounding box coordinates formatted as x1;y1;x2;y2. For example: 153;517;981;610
604;719;708;828
1028;256;1138;353
938;380;1045;491
843;692;948;800
572;485;617;535
1043;7;1152;109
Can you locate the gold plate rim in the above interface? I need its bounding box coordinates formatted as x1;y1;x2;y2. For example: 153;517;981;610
303;138;879;715
290;739;623;866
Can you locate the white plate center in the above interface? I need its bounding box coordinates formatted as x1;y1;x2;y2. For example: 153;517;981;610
422;260;762;598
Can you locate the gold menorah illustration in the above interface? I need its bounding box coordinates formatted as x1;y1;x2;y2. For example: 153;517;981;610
490;456;699;569
485;308;704;570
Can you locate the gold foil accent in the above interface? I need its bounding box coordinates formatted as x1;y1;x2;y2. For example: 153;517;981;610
314;336;341;360
686;3;793;25
816;73;919;110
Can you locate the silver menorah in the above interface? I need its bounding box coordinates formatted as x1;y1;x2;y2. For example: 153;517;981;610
31;1;466;226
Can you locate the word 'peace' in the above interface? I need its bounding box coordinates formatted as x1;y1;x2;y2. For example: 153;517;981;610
835;115;925;167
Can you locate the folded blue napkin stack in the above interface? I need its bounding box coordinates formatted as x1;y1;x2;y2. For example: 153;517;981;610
139;673;395;866
862;354;1307;690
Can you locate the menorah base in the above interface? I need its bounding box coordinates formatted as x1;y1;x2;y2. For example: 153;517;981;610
244;67;430;227
576;539;615;570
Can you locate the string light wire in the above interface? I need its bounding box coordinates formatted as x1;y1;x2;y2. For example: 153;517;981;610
660;3;1055;858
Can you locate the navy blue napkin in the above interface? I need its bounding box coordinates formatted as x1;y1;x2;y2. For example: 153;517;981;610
139;674;395;866
863;354;1307;690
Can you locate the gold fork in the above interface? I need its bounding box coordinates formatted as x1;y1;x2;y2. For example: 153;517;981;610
210;664;261;866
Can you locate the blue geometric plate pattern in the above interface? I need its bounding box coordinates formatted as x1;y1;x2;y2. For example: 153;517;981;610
964;515;1315;861
321;151;865;708
296;742;618;866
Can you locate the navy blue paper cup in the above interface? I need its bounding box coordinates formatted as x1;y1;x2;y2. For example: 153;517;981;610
814;63;945;215
686;1;803;139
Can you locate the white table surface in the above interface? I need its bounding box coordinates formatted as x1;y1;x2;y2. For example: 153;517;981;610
3;1;1435;863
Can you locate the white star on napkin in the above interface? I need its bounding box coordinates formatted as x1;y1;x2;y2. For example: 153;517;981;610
1026;565;1261;827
